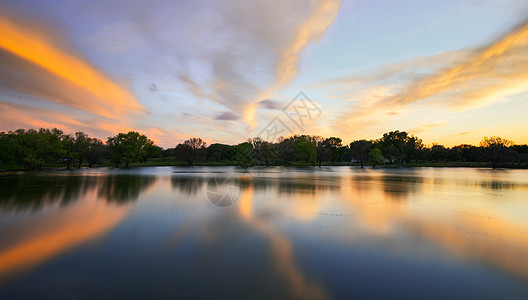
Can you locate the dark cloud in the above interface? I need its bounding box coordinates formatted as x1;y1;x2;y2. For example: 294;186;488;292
214;111;239;121
259;99;282;110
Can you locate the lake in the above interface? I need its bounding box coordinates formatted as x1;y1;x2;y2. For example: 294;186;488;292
1;167;528;299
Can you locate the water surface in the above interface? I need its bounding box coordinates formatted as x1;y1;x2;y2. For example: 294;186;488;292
1;167;528;299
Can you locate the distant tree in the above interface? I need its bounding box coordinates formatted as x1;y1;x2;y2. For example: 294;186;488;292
86;138;106;168
296;141;316;166
454;144;483;162
176;137;207;166
250;137;276;166
324;137;342;162
430;143;448;162
479;136;514;169
512;144;528;167
378;130;423;164
146;145;163;160
368;148;385;168
207;143;235;162
74;131;89;168
235;142;254;167
62;134;76;169
276;137;297;166
107;131;153;168
350;140;372;168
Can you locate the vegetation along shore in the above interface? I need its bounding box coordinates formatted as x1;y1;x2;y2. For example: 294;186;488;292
1;128;526;171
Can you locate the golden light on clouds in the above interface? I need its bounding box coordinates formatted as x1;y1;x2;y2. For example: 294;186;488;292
243;0;341;126
385;20;528;109
0;15;143;119
331;19;528;145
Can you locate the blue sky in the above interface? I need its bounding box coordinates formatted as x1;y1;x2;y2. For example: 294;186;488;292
1;0;527;147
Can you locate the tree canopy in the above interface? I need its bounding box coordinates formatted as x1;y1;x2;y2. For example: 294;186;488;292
1;127;526;170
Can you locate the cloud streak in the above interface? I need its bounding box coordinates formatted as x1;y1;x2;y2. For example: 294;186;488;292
383;19;528;109
0;14;143;119
330;18;528;142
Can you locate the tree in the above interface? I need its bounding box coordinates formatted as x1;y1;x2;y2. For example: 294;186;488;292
368;148;385;168
296;141;316;166
86;138;106;168
235;142;254;167
377;130;423;164
250;137;276;166
207;143;235;162
479;136;514;169
276;137;297;166
430;143;448;162
176;137;207;166
350;140;372;168
62;134;76;169
512;144;528;167
74;131;89;168
107;131;153;168
324;137;342;162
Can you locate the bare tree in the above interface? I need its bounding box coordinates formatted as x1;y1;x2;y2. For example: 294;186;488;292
479;136;514;169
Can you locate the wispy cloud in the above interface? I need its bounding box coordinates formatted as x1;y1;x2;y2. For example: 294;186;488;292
329;18;528;142
0;14;144;119
214;111;239;121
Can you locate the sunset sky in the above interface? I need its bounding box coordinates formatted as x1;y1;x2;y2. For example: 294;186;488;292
1;0;527;148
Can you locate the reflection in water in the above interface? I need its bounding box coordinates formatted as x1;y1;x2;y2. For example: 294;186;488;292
238;185;329;299
0;173;157;211
0;199;129;281
98;175;156;203
171;176;207;195
0;172;156;283
1;167;528;298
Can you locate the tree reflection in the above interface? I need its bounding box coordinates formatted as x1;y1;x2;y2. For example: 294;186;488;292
97;175;156;203
0;173;157;211
171;176;207;195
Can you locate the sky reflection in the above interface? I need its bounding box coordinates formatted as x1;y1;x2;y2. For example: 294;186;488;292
1;167;528;298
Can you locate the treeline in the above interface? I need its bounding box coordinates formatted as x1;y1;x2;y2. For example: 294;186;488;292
0;129;161;170
1;128;527;170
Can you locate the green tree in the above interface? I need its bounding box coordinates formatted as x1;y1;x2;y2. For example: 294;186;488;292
207;143;235;162
250;137;276;166
107;131;153;168
235;142;254;167
324;137;342;162
378;130;423;164
296;141;316;166
86;138;106;167
74;131;89;168
368;148;385;168
62;134;76;170
276;137;296;166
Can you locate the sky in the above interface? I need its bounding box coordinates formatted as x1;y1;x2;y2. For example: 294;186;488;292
1;0;527;148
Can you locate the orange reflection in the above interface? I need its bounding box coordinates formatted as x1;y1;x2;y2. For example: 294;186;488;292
0;191;129;280
343;174;528;279
238;183;330;299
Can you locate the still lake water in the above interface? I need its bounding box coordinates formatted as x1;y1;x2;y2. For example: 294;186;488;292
1;166;528;299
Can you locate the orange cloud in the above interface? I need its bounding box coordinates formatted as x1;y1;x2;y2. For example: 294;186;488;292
0;15;143;119
329;19;528;144
384;19;528;109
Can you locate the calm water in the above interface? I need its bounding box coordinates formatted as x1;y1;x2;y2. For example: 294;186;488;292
1;167;528;299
